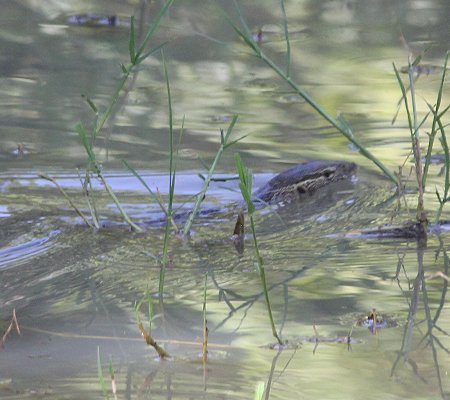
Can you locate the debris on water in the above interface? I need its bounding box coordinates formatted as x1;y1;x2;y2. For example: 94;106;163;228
210;115;233;123
356;309;399;333
267;341;291;350
14;143;26;158
400;64;442;75
66;13;124;28
231;212;245;254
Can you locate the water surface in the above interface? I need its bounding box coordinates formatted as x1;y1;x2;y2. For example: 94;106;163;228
1;1;450;399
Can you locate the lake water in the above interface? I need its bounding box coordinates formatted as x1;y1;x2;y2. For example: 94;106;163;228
1;0;450;399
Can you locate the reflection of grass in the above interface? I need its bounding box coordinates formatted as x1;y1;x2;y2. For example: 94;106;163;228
202;273;208;364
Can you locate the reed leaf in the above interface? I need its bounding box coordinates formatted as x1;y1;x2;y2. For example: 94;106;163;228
135;0;175;62
280;0;291;77
182;115;239;236
234;154;282;344
423;51;449;188
129;16;136;63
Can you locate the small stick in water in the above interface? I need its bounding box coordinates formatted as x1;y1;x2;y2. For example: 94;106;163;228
232;212;245;254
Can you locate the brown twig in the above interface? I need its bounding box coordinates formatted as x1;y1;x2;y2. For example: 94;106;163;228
425;271;450;282
137;321;170;359
1;308;21;348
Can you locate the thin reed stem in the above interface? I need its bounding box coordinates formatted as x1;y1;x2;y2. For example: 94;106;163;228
159;50;177;296
183;115;241;236
423;51;450;189
71;1;174;231
407;63;427;227
280;0;291;77
235;153;282;345
38;173;94;228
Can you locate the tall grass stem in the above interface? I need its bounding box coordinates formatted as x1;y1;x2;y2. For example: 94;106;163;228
235;153;282;345
183;115;241;236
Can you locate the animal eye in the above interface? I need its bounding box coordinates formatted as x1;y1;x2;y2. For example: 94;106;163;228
323;170;333;178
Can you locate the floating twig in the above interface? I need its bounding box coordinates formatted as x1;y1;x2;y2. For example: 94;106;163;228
1;308;21;348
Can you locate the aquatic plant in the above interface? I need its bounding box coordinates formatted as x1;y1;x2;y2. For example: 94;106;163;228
43;1;175;231
182;114;243;236
254;381;265;400
235;153;283;345
96;347;116;400
158;51;180;296
223;0;450;236
135;292;170;359
392;50;450;230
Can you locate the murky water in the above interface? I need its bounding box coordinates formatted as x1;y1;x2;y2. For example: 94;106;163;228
1;1;450;399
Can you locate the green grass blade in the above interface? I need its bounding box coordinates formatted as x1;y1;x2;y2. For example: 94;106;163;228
423;51;449;188
183;115;239;236
135;0;175;61
435;51;449;111
280;0;291;77
82;95;99;114
75;122;96;164
162;50;174;208
438;103;450;119
222;114;239;144
159;49;176;295
97;175;143;232
39;173;94;228
129;16;136;63
393;63;413;134
136;41;169;65
232;0;253;38
432;108;450;221
234;153;255;214
122;160;175;224
254;381;265;400
222;9;261;55
234;154;282;344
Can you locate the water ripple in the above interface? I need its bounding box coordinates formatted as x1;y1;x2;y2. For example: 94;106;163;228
0;230;60;270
